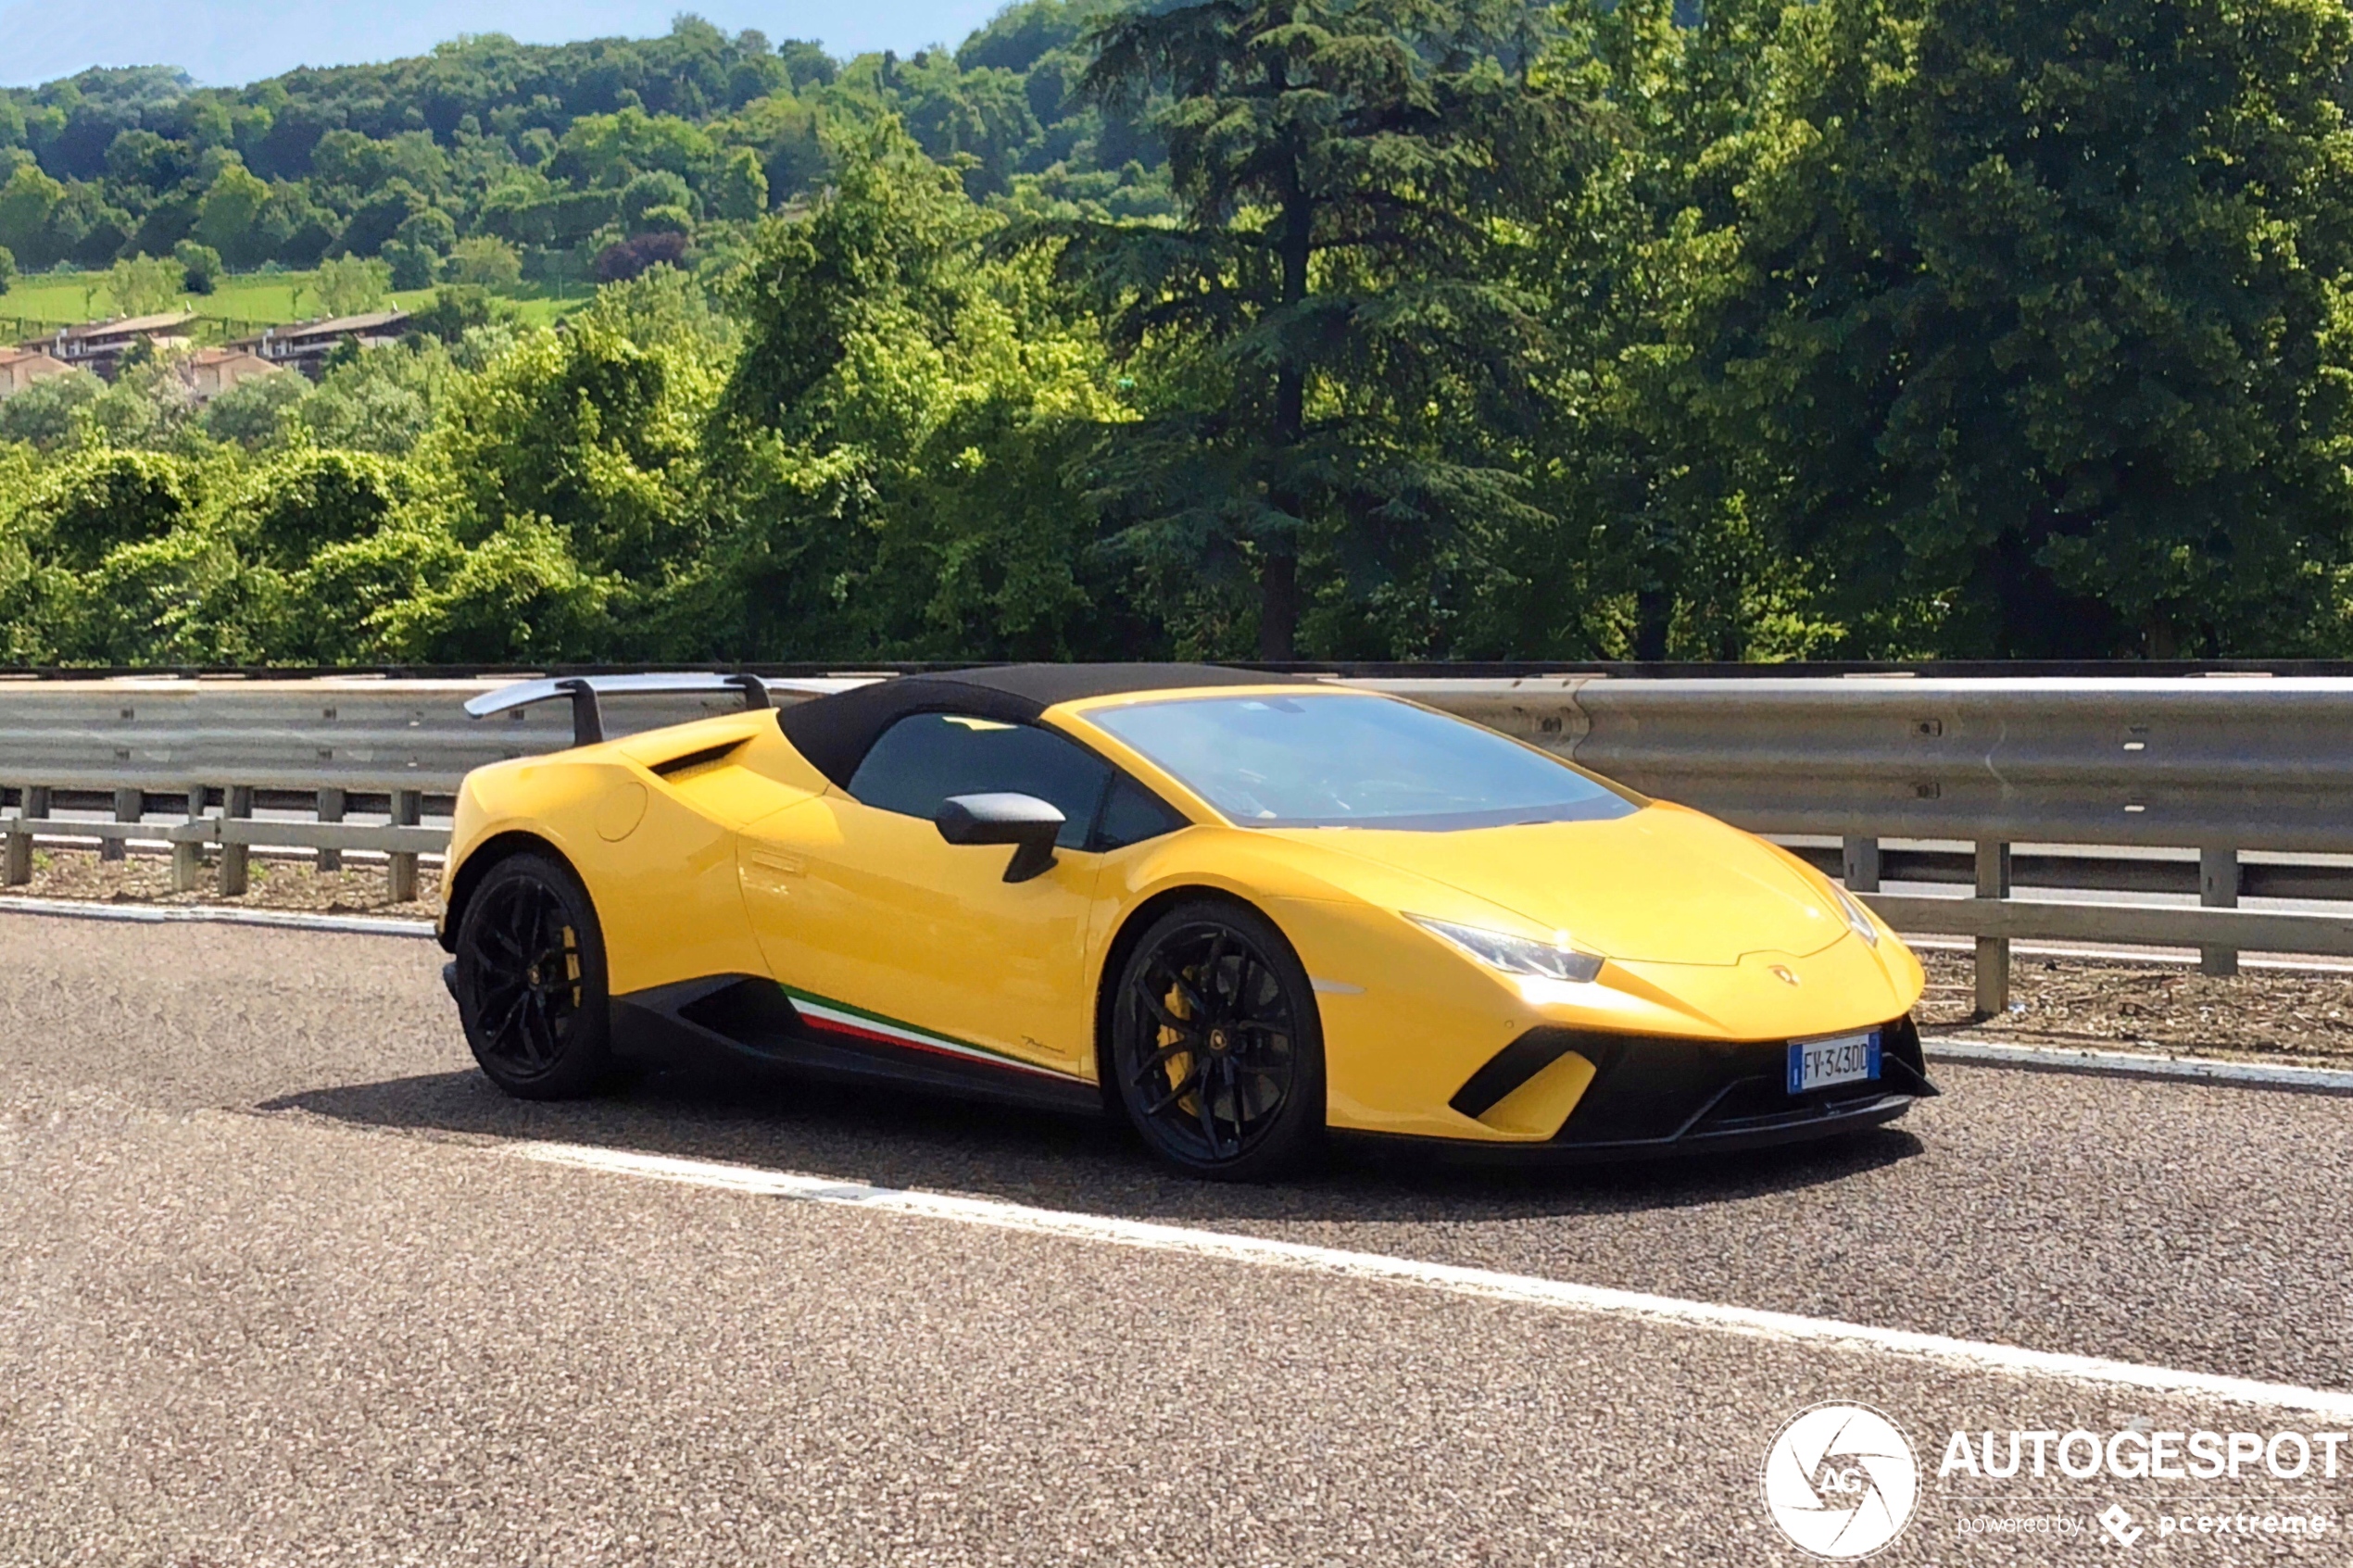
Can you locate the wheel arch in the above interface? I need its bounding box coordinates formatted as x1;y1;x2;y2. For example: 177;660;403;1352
1090;884;1316;1110
441;830;577;952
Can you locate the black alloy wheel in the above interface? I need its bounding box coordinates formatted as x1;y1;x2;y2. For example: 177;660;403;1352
1110;900;1325;1180
454;851;612;1099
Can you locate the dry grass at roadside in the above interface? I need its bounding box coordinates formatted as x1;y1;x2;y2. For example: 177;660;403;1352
0;847;441;921
1916;944;2353;1068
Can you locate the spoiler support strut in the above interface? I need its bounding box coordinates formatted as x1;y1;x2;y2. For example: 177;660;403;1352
464;672;774;747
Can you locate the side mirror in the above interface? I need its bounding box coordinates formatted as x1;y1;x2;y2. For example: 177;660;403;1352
935;793;1065;883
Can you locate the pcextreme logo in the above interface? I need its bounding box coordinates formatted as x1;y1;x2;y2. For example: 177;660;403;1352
1762;1402;1921;1559
2099;1504;2145;1547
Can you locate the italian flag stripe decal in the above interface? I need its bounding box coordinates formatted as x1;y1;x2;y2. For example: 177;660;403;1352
778;985;1081;1082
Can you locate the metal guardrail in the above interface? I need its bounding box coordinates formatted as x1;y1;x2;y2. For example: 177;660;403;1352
0;678;764;904
5;673;2350;1012
1434;674;2353;1006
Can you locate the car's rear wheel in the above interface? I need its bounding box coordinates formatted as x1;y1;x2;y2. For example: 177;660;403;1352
1109;901;1324;1180
453;851;611;1099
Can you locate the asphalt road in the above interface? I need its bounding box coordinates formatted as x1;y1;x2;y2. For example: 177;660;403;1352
2;908;2348;1565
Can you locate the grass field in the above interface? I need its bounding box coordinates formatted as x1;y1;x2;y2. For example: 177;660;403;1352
0;270;582;339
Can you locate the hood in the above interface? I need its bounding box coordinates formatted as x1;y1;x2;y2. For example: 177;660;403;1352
1272;802;1845;966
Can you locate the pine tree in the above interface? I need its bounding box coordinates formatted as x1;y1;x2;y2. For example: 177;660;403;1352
1049;0;1562;657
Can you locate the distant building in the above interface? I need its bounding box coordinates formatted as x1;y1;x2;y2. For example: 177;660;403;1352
240;311;411;380
41;313;199;381
0;346;84;398
178;346;286;402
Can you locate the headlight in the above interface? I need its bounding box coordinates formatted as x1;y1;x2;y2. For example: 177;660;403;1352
1407;914;1604;984
1832;884;1881;947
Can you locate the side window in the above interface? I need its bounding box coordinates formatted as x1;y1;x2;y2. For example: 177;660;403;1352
1097;773;1189;850
849;713;1114;850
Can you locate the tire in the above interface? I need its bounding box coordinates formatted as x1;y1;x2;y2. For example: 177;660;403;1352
452;850;612;1099
1108;899;1325;1180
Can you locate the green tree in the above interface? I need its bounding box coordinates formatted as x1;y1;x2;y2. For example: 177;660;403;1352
88;356;204;451
711;145;770;220
313;255;392;317
898;57;1043;198
201;370;312;449
0;162;66;270
446;234;523;288
1052;0;1561;657
727;94;829;202
333;182;428;258
554;108;715;185
395;207;458;256
69;526;250;665
430;281;722;597
0;370;102;451
621;169;697;226
19;449;196;571
299;339;457;454
703;126;1126;659
0;242;14;295
174;239;224;295
272;520;464;663
1507;0;1805;661
384;240;440;290
193;158;273;268
228;448;410;568
377;516;614;661
631;204;695;237
1692;0;2353;656
403;284;507;344
107;255;183;316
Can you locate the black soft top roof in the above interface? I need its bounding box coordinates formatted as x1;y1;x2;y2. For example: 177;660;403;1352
778;663;1296;787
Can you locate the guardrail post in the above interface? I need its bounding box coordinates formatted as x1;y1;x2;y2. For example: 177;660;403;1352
171;786;205;893
103;786;141;863
4;785;45;885
1974;840;2012;1018
316;787;346;872
2200;847;2241;977
1842;834;1881;892
218;786;253;897
388;789;422;903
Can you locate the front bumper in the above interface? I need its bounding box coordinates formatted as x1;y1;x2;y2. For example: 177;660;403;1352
1380;1014;1937;1164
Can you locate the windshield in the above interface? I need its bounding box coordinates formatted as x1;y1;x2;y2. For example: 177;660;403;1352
1082;693;1639;831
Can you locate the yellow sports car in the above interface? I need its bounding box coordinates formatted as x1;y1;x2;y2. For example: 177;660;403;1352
439;664;1933;1178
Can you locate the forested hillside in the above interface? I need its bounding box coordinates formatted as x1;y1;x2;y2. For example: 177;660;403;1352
0;4;1163;285
5;0;2353;666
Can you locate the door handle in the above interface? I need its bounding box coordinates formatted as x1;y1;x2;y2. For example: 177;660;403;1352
748;848;806;877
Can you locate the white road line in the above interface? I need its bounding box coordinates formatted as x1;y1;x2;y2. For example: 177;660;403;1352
0;896;437;939
1929;1038;2353;1095
513;1140;2353;1421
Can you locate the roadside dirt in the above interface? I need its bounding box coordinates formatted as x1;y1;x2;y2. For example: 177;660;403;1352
0;847;442;920
1916;944;2353;1068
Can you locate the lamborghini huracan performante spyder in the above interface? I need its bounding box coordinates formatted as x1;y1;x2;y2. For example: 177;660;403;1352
437;664;1935;1179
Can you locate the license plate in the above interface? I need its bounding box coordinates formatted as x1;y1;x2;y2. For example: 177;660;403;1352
1788;1030;1881;1095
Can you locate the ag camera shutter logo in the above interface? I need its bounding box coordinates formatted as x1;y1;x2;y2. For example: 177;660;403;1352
1762;1402;1920;1559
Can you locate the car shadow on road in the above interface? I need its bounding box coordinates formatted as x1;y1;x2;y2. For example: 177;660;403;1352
258;1052;1929;1231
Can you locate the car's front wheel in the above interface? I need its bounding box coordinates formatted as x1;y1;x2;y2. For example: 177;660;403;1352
453;850;612;1099
1109;900;1324;1180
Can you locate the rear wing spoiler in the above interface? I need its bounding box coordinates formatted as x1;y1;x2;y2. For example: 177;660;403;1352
463;672;784;747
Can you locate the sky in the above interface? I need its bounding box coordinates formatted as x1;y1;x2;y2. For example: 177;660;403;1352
0;0;1013;89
